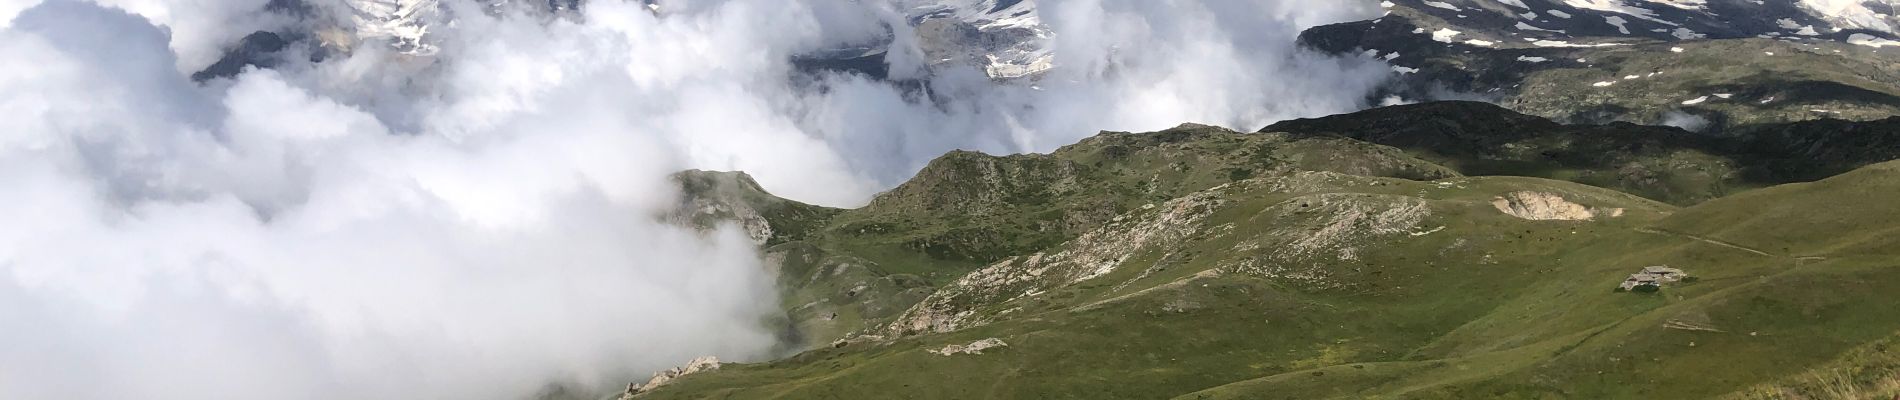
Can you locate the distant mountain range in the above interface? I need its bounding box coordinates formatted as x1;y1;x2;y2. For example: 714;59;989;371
1304;0;1900;131
1374;0;1900;44
199;0;1052;82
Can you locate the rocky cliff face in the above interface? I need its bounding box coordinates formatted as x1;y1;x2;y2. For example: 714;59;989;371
668;170;841;246
197;0;1046;83
896;0;1053;79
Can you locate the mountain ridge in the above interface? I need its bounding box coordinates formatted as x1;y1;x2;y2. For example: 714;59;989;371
1262;100;1900;204
637;100;1900;399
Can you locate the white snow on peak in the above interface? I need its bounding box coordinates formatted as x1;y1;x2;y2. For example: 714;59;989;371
1799;0;1897;33
345;0;443;55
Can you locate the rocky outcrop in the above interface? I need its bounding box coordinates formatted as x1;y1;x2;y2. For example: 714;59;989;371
929;338;1008;356
621;356;720;398
676;197;774;245
1492;191;1622;221
668;170;840;246
1225;190;1435;290
884;186;1227;335
1275;193;1433;260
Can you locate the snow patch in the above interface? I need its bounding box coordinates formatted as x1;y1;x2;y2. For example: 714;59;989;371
1605;16;1631;34
1849;33;1900;47
1431;28;1463;43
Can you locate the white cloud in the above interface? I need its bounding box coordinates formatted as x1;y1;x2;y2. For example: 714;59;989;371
0;0;39;28
92;0;290;71
1;4;776;400
0;0;1391;399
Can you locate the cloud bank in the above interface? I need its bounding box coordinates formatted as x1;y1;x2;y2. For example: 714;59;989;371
0;0;1390;399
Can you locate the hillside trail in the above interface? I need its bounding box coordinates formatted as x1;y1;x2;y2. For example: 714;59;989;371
1634;227;1779;258
1076;269;1224;312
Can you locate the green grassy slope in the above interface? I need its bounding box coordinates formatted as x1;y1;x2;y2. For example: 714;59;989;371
647;145;1900;399
1726;331;1900;400
1652;161;1900;258
642;172;1682;398
1191;161;1900;399
737;123;1470;349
